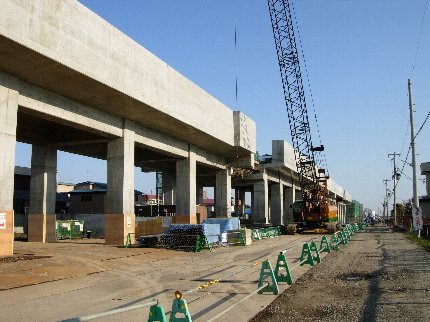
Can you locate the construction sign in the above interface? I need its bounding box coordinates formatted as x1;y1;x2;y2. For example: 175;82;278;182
412;206;423;230
0;213;6;230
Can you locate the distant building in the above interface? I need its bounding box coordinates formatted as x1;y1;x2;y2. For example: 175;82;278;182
57;182;75;193
420;163;430;227
13;166;31;214
69;181;145;214
140;194;161;206
346;200;364;223
13;166;69;214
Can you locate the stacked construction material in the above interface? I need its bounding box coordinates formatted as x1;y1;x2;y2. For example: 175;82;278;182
227;228;252;246
56;220;84;240
159;224;220;250
203;218;240;234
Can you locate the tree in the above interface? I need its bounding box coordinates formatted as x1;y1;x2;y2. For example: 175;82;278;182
391;203;407;226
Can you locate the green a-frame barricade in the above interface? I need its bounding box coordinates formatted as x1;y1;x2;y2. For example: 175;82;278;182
274;251;293;285
300;243;315;267
258;259;279;295
319;235;331;253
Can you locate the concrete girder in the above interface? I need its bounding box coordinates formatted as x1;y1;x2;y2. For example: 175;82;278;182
0;0;256;159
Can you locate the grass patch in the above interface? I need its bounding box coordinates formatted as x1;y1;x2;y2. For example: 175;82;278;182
14;233;28;241
405;231;430;252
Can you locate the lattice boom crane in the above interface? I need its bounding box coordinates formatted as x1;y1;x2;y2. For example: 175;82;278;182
267;0;337;232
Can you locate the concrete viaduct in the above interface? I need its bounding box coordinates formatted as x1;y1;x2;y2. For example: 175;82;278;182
232;140;352;226
0;0;351;256
0;0;256;255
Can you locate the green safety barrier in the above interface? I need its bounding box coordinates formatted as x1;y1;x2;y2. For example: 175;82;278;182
339;231;348;245
274;251;293;285
170;291;192;322
319;235;331;253
330;233;340;251
299;243;315;267
126;233;135;248
195;235;212;253
258;259;279;295
346;228;352;240
309;241;321;263
148;302;167;322
251;227;281;241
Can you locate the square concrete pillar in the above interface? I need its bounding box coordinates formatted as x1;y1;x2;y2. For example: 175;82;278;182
284;186;296;223
176;149;196;216
0;85;18;256
105;120;135;245
197;185;204;205
216;168;232;217
252;178;268;224
271;183;284;225
28;144;57;243
162;172;175;205
238;189;246;215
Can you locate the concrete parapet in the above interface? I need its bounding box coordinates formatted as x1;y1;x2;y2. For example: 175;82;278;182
272;140;296;170
234;111;256;153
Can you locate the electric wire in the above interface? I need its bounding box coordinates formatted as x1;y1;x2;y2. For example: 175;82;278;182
411;0;429;79
414;110;430;139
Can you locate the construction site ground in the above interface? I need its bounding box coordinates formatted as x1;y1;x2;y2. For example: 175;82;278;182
0;233;322;321
1;226;429;321
252;225;430;322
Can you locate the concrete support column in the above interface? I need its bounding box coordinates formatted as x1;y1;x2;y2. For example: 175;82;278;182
162;172;175;205
0;85;18;255
253;177;268;224
28;144;57;243
105;120;135;245
239;190;246;215
215;168;232;217
176;148;196;216
197;185;204;205
270;183;284;225
284;185;296;223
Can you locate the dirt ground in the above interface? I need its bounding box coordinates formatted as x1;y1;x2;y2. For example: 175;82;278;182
251;225;430;322
0;234;316;321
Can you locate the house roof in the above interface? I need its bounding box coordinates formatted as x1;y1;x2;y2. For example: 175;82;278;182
72;182;143;195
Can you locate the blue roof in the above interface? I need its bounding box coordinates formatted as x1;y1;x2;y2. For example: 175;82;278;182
70;187;143;195
70;189;106;194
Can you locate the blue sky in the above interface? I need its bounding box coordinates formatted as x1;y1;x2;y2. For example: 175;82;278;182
15;0;430;212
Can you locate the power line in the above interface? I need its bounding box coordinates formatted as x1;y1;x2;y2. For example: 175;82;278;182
414;110;430;138
411;0;429;78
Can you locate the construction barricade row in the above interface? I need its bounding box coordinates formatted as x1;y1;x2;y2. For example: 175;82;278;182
65;222;366;322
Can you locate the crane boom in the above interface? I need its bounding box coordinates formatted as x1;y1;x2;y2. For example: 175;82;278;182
268;0;332;223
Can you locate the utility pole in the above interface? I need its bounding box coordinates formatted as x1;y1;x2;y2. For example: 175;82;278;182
388;152;400;225
383;179;390;225
408;79;419;209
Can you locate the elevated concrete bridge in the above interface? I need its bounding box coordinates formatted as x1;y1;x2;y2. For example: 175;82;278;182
0;0;256;255
232;140;352;225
